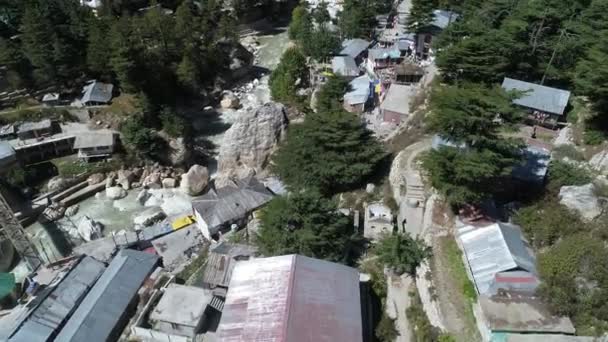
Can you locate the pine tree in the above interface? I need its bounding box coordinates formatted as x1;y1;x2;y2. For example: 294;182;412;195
176;46;201;93
87;17;111;77
256;191;358;263
21;3;56;85
315;75;350;113
575;31;608;110
269;47;308;106
407;0;438;32
0;37;30;89
273;109;385;193
288;4;312;42
303;25;341;61
109;17;139;92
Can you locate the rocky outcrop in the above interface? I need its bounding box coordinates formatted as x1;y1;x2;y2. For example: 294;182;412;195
590;150;608;175
559;183;602;221
554;126;574;146
77;216;103;242
65;204;79;217
134;207;166;227
221;91;240;109
143;172;162;189
217;102;288;178
162;178;177;188
180;165;209;196
42;203;66;222
106;186;127;200
117;170;136;190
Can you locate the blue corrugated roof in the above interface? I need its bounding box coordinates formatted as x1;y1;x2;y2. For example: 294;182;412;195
9;256;106;342
502;77;571;115
332;56;359;77
54;249;158;342
340;39;371;59
81;81;114;104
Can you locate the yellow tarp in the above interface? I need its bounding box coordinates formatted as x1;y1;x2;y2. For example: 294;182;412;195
171;215;196;230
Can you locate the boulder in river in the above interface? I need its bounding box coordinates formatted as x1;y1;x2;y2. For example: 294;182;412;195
117;170;136;190
77;216;103;242
106;186;127;200
134;207;166;227
136;189;151;205
47;176;72;192
162;178;177;188
87;173;105;186
180;165;209;196
559;183;602;222
65;204;79;217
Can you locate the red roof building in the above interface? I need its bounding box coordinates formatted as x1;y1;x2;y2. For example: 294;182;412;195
218;254;363;342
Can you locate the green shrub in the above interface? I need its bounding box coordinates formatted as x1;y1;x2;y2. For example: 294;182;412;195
552;145;584;161
583;129;607;145
375;313;399;342
514;200;582;248
547;160;593;192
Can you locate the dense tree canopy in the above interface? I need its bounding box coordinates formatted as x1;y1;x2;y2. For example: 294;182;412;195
269;47;309;106
256;191;359;263
375;233;432;276
272;108;385;194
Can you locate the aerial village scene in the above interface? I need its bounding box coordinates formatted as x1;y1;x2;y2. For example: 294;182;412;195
0;0;607;341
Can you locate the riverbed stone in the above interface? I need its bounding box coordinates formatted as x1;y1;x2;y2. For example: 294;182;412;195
117;170;136;190
47;176;71;192
77;216;103;242
106;186;127;200
65;204;79;217
137;189;151;205
162;178;177;188
134;207;166;227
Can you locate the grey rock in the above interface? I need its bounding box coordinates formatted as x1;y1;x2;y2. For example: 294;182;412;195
366;183;376;194
162;178;177;188
559;183;602;221
590;150;608;175
117;170;135;190
217;102;288;178
87;173;105;186
106;186;127;200
77;216;103;242
180;165;209;196
47;176;71;192
65;204;80;217
105;174;116;188
136;189;151;205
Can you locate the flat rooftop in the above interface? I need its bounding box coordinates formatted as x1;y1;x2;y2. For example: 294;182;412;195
151;284;213;328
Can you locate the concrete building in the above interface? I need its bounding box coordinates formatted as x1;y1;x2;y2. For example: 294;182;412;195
218;254;364;342
192;176;274;240
146;284;215;340
363;202;394;241
0;124;16;140
55;249;159;342
81;81;114;106
344;75;372;113
501;77;571;127
1;256;106;342
17;119;54;140
366;47;402;71
73;131;117;161
380;84;414;124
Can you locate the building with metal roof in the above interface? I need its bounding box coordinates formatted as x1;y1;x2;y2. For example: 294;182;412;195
54;249;159;342
73;131;117;160
192;176;274;240
364;202;394;241
200;242;257;289
381;84;416;124
8;256;106;342
501;78;571;116
17;119;54;140
0;141;16;171
340;39;371;60
332;56;360;78
218;254;363;342
81;81;114;106
343;75;372;113
458;222;536;296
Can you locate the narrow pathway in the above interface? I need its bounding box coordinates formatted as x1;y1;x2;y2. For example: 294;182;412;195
386;273;413;342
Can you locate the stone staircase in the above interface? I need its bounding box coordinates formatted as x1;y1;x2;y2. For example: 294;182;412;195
405;173;425;207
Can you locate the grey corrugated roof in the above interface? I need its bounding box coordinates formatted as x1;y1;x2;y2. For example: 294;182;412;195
201;242;257;288
511;146;551;183
501;77;571;115
332;56;359;77
0;124;15;136
19;119;52;133
81;81;114;104
0;141;16;165
458;222;536;295
54;249;158;342
344;75;371;105
9;256;106;342
192;176;274;230
381;84;413;115
218;255;363;342
340;39;371;59
73;131;115;149
368;47;401;60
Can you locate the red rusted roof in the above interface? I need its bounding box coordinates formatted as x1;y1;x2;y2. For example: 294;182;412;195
218;255;363;342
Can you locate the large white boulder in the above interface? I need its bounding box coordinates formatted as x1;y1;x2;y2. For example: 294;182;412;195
47;176;71;192
106;186;127;200
180;165;209;196
590;150;608;175
217;102;288;178
134;207;166;227
77;216;103;242
559;183;602;222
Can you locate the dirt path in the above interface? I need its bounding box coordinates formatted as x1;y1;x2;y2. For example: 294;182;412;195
386;274;414;342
